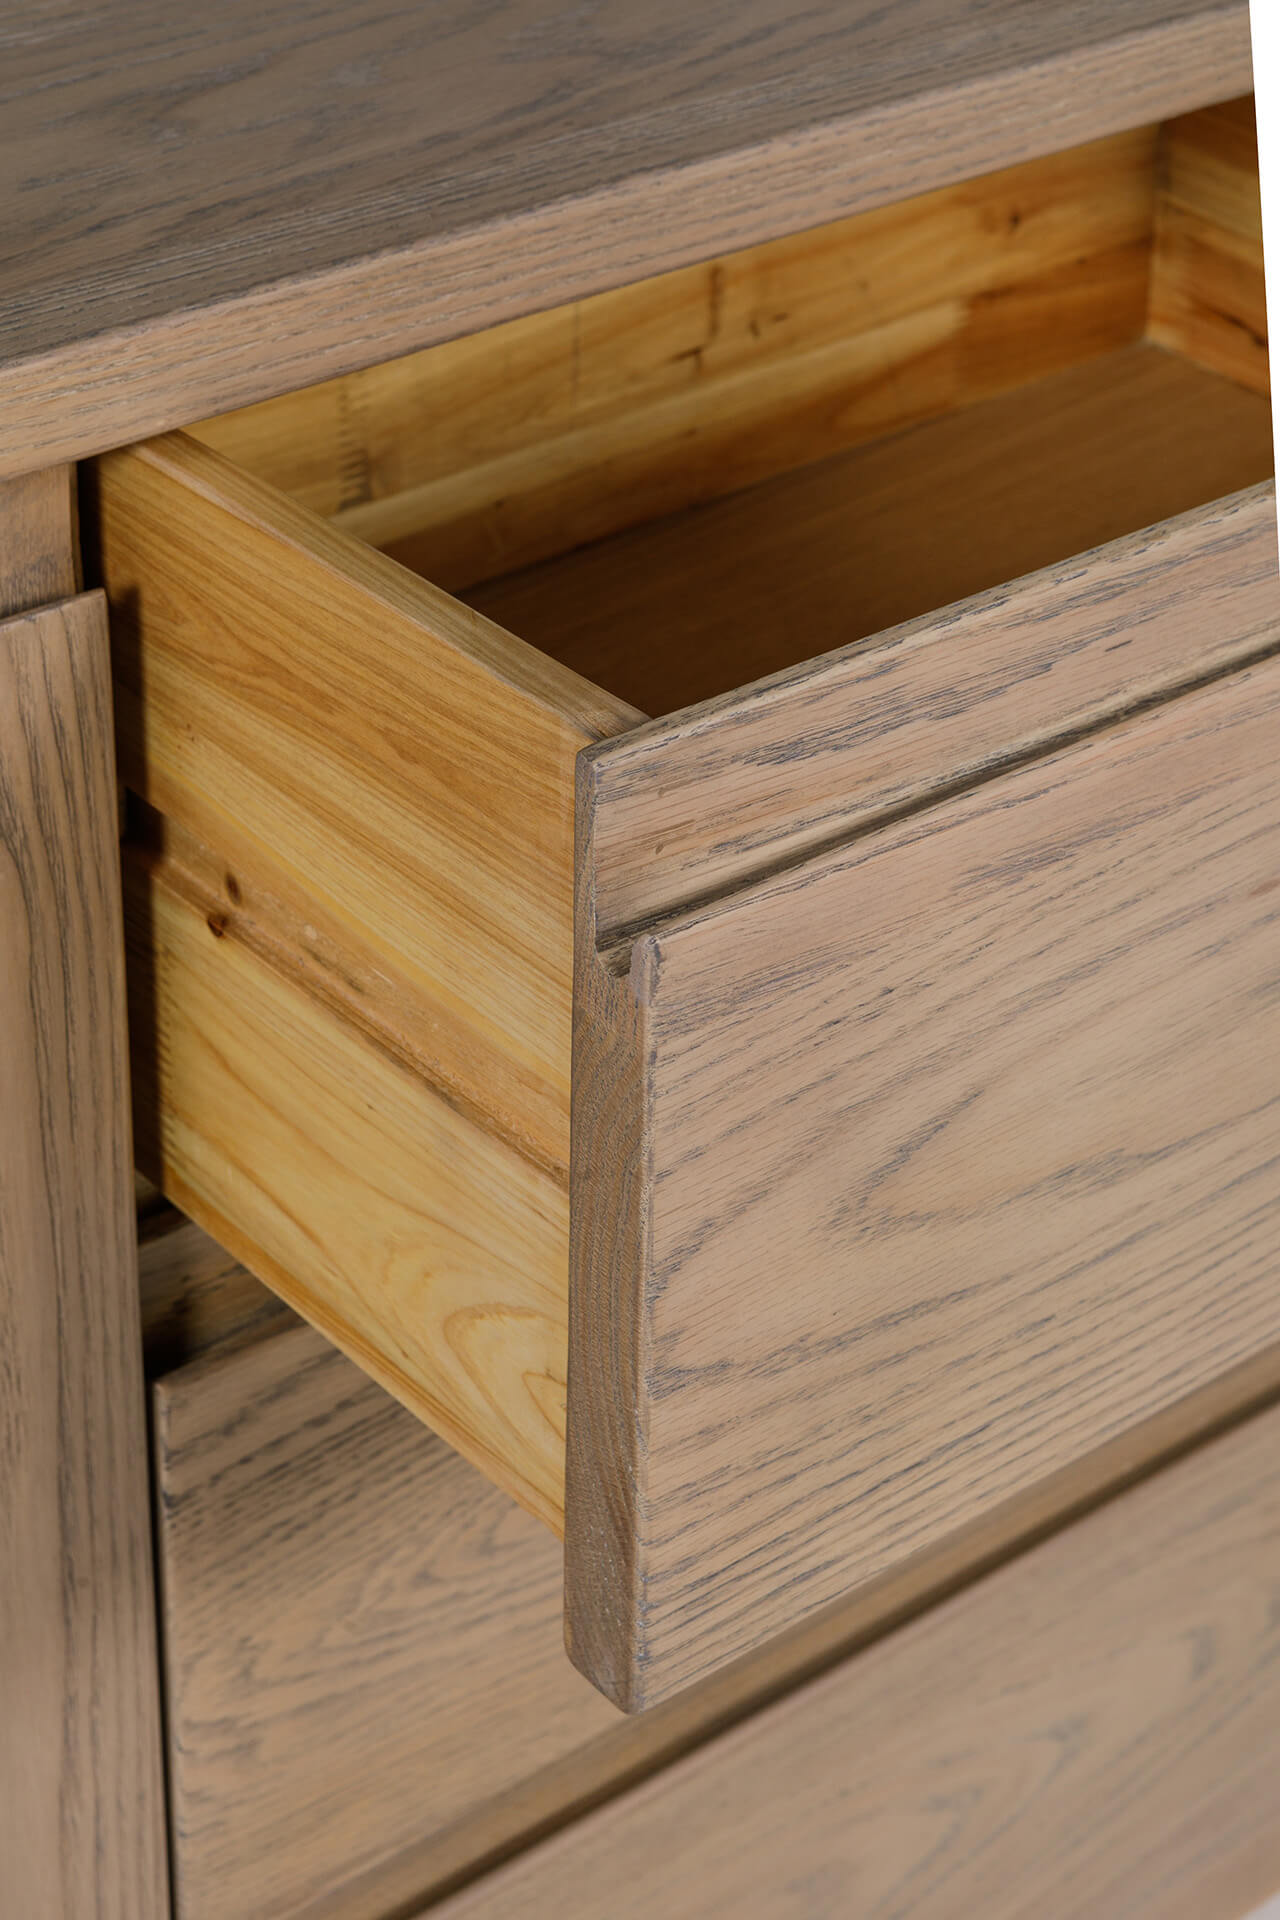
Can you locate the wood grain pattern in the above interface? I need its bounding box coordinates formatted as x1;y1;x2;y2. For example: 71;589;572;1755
125;840;572;1529
580;479;1280;941
1149;96;1267;389
444;1397;1280;1920
0;466;80;617
154;1324;611;1920
91;427;638;1525
569;653;1280;1707
156;1318;1280;1920
94;431;637;1174
0;593;168;1917
0;3;1253;476
470;344;1274;720
191;127;1157;592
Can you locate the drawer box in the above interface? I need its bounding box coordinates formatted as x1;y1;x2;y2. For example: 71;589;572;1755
91;98;1280;1710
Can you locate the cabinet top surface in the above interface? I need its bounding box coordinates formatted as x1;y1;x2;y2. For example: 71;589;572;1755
0;0;1252;475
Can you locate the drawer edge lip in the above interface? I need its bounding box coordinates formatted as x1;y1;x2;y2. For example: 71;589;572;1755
580;480;1280;943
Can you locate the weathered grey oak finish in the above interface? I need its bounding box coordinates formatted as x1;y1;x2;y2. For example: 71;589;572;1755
154;1325;613;1920
577;465;1280;933
0;3;1254;475
155;1308;1280;1920
87;79;1280;1719
0;588;168;1917
0;464;80;617
442;1396;1280;1920
569;630;1280;1707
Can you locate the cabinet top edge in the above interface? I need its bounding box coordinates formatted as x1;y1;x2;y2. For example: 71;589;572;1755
0;1;1253;478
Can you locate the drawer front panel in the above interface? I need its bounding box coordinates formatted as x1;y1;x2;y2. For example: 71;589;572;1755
570;648;1280;1707
155;1325;614;1920
580;483;1280;938
445;1398;1280;1920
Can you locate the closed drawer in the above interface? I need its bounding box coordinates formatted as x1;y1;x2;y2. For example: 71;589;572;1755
91;97;1280;1709
155;1223;1119;1920
430;1396;1280;1920
154;1316;614;1920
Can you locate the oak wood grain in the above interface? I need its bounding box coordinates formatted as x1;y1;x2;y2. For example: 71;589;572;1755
442;1397;1280;1920
470;343;1273;721
0;466;80;617
0;3;1253;476
580;477;1280;941
154;1324;611;1920
1149;96;1267;388
156;1316;1280;1920
568;653;1280;1706
191;126;1157;592
0;593;168;1917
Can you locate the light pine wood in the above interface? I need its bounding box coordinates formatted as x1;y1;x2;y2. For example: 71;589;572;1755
0;592;168;1917
124;841;573;1528
0;465;80;616
0;4;1252;478
92;429;637;1525
156;1317;1280;1920
191;127;1157;592
469;343;1274;718
94;431;637;1173
442;1397;1280;1920
569;652;1280;1706
1149;97;1267;389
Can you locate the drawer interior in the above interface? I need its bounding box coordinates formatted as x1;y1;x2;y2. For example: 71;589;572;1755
95;96;1270;1558
192;98;1270;720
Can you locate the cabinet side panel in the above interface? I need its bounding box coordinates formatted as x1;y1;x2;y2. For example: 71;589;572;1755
0;589;168;1917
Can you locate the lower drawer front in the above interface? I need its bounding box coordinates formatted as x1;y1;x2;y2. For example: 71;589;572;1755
155;1323;615;1920
165;1305;1089;1920
155;1267;1280;1920
162;1311;948;1920
436;1397;1280;1920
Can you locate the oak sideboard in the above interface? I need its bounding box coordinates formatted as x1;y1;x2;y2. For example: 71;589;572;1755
3;5;1280;1917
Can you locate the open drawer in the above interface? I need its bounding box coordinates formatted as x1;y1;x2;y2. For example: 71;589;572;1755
89;97;1280;1710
